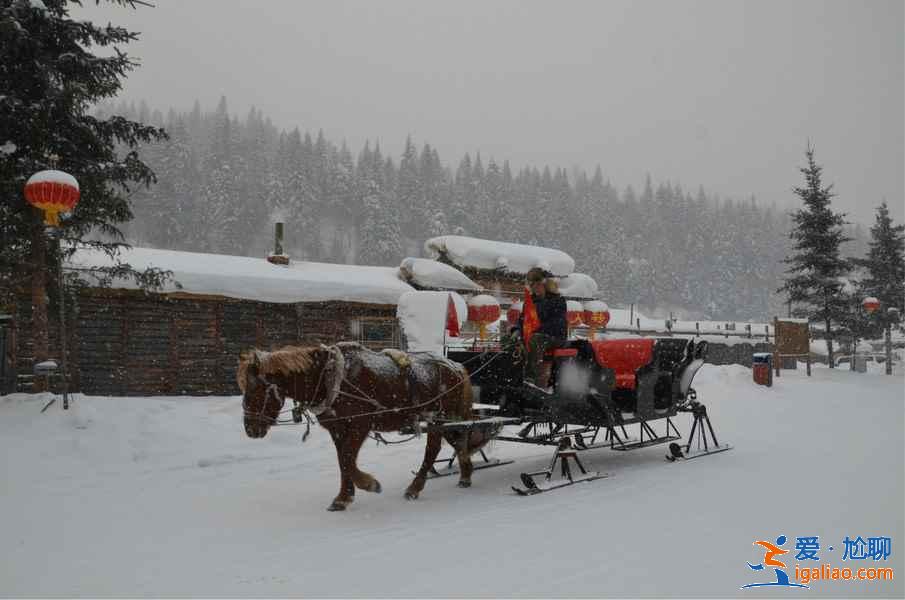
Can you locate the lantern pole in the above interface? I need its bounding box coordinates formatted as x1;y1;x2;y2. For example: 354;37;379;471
851;301;863;372
52;225;69;409
885;307;899;376
25;168;78;409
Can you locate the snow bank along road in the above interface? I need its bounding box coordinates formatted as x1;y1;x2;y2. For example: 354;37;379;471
1;364;902;597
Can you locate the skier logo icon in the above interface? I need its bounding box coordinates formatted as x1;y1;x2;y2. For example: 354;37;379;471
741;535;809;589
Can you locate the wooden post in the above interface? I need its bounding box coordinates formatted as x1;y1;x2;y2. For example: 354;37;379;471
885;322;893;376
773;317;780;377
806;353;811;376
168;310;178;395
55;233;69;409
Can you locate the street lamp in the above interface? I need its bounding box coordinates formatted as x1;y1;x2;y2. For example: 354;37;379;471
24;170;80;409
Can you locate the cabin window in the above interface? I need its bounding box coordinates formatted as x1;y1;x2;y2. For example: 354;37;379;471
356;318;400;350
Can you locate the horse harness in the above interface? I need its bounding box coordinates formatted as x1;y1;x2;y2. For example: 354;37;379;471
249;344;482;434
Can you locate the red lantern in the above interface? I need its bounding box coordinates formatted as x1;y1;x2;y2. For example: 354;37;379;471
467;294;501;341
25;170;80;227
566;300;584;328
583;301;610;340
506;300;522;326
862;297;880;314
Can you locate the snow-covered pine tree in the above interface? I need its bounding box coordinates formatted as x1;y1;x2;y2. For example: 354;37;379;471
326;143;356;262
418;143;446;241
354;142;393;264
198;98;249;254
779;146;851;366
134;116;196;250
853;201;905;335
536;166;556;247
449;154;473;236
0;0;169;366
551;168;574;253
470;153;488;238
396;136;420;240
237;107;275;256
484;158;510;241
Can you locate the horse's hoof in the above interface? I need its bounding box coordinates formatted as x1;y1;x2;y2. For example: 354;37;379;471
404;490;419;500
371;480;382;494
458;480;472;489
327;501;347;512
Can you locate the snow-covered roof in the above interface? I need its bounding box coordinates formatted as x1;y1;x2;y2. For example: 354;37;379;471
399;257;482;291
424;235;575;277
558;272;598;298
69;246;414;305
396;291;467;352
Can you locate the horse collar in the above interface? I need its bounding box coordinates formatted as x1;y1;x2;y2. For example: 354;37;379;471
305;344;345;416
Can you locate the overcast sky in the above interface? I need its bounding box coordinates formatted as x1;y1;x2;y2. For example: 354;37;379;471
75;0;903;225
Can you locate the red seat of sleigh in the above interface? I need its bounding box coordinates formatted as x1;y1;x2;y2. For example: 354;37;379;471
544;348;578;358
590;339;655;390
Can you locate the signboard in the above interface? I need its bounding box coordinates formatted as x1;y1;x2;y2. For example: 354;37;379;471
774;318;810;356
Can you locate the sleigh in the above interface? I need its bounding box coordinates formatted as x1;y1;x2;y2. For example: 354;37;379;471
444;335;731;493
240;300;732;508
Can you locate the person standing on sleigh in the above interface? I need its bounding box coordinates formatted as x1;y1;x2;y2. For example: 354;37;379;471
511;267;567;388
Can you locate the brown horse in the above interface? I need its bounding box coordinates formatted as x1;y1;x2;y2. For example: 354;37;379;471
238;342;494;511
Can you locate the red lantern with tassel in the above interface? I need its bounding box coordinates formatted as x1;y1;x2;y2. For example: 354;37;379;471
583;300;610;340
566;300;584;334
506;300;522;326
24;170;80;227
467;294;501;341
862;297;880;314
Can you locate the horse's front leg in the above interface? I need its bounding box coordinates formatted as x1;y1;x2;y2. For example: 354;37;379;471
405;430;443;500
327;428;364;512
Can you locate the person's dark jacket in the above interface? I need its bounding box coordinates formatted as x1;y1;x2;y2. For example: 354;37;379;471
514;293;568;341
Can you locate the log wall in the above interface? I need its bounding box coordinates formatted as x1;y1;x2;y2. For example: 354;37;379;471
9;289;396;396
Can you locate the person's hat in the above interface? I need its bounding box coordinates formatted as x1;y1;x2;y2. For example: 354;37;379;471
526;267;546;283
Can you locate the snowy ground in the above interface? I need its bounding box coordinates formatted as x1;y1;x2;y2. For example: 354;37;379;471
2;364;902;598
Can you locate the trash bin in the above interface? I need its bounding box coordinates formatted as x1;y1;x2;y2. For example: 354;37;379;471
752;353;773;387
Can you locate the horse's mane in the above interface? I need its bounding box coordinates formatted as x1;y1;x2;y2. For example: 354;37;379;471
237;345;321;392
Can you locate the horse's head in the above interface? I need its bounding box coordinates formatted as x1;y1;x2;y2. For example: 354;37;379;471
238;346;333;438
238;350;286;438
